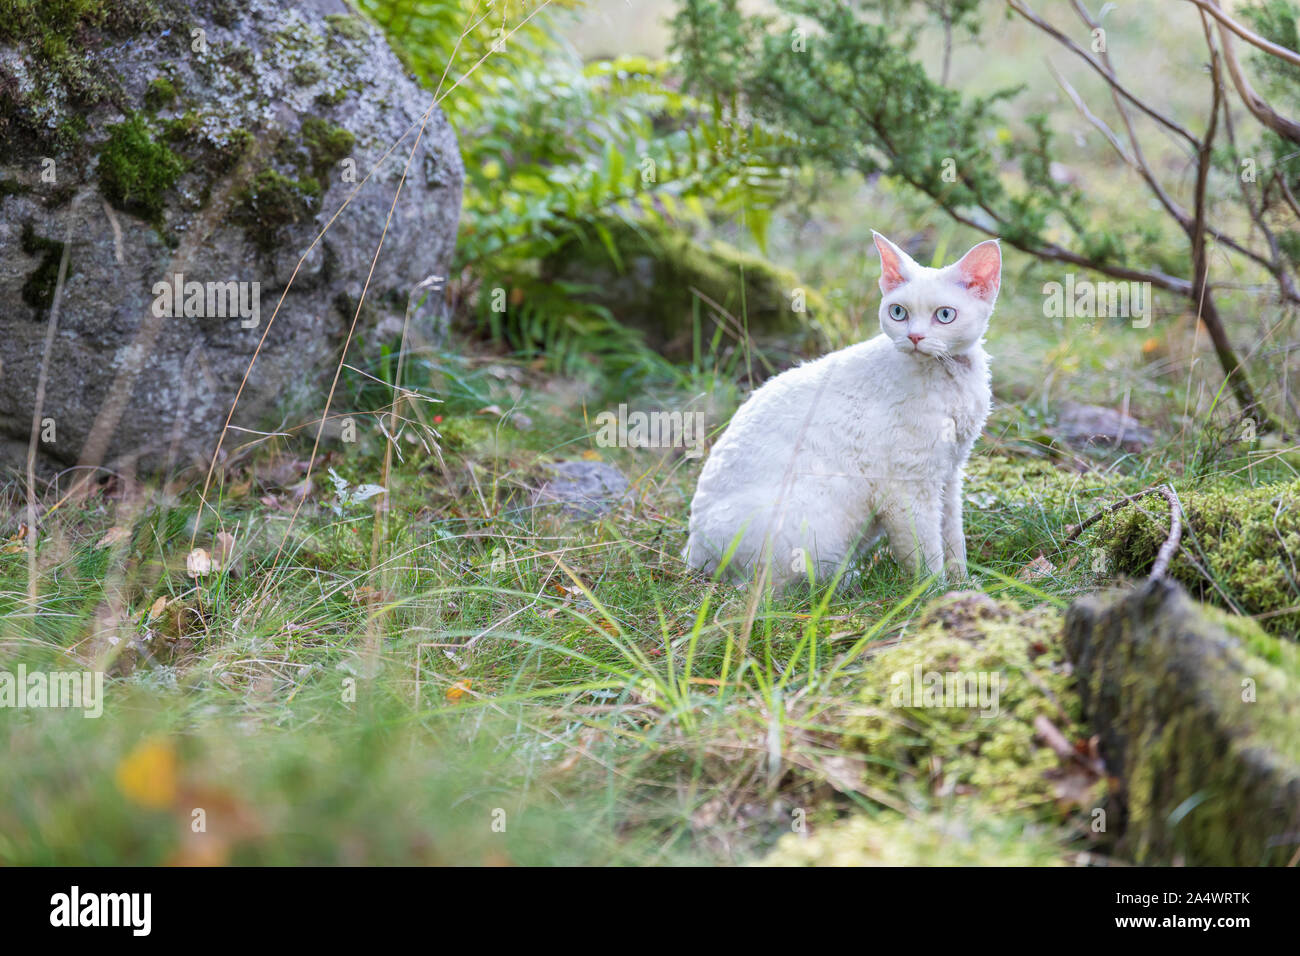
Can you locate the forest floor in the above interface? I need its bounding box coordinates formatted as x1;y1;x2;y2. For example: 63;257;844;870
5;0;1299;857
3;183;1296;863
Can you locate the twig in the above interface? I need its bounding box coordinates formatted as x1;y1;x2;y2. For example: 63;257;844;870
1148;485;1184;580
1062;485;1167;543
26;223;72;606
1006;0;1199;146
1063;484;1184;582
1186;0;1300;68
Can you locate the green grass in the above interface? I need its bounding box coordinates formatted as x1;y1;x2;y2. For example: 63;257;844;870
2;318;1295;864
4;0;1299;866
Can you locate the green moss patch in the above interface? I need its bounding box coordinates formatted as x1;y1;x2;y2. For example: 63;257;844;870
0;178;31;199
291;62;326;87
846;591;1096;818
314;86;353;108
324;12;371;46
542;216;832;360
97;113;185;222
298;116;355;183
0;0;168;154
235;116;353;253
143;76;176;111
235;168;322;254
1094;478;1300;636
964;453;1113;514
763;806;1070;865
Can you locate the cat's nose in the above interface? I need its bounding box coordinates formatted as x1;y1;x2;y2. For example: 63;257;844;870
907;333;925;346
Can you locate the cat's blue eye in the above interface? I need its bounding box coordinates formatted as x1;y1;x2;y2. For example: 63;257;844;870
935;307;957;324
888;303;908;321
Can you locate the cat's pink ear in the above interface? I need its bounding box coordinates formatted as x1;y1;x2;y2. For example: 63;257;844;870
872;231;912;292
952;240;1001;301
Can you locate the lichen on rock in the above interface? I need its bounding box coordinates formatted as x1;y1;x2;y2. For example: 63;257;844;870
0;0;167;155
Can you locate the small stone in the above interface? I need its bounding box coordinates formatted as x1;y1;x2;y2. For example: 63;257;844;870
535;461;630;518
1054;401;1154;451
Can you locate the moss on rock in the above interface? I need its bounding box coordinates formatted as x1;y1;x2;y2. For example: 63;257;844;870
19;222;68;317
291;61;325;86
297;116;355;183
324;12;371;45
235;168;322;253
235;116;352;253
143;76;177;111
846;592;1096;817
0;0;169;154
1094;478;1300;636
1065;579;1300;864
97;113;186;223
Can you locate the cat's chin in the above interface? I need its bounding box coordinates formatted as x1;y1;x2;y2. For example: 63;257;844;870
891;340;977;370
892;340;949;358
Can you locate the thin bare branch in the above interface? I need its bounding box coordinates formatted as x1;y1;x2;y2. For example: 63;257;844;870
1202;0;1300;145
1006;0;1200;148
1186;0;1300;68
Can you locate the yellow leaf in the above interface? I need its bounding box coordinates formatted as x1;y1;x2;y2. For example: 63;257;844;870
581;449;603;461
3;523;28;553
115;738;177;809
446;679;472;701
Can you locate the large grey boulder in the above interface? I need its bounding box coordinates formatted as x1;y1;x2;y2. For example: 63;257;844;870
0;0;463;476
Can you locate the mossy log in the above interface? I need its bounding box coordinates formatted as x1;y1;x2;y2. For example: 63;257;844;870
766;591;1093;865
1065;578;1300;865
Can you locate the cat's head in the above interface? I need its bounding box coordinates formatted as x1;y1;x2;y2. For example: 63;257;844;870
872;232;1001;360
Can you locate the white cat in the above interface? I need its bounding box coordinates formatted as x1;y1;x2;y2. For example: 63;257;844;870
684;232;1001;589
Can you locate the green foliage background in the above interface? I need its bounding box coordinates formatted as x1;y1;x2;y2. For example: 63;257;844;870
357;0;802;373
